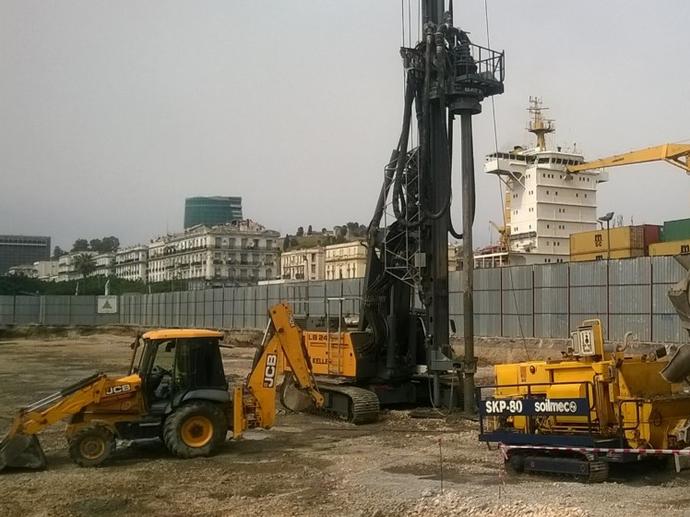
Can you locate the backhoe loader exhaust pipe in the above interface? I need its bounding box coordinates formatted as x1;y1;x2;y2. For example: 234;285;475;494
0;433;47;471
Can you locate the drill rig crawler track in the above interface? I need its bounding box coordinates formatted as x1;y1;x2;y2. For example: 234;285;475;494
289;383;380;425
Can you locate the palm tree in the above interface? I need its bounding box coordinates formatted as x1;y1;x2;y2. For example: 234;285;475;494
73;253;96;280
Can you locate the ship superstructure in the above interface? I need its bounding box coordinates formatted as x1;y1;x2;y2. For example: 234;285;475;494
481;98;608;266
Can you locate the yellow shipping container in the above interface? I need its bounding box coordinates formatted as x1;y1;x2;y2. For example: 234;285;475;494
569;226;644;256
649;239;690;257
570;249;645;262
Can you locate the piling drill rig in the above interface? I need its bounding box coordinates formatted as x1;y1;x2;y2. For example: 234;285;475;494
288;1;504;420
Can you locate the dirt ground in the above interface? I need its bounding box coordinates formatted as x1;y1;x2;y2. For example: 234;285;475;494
2;333;690;517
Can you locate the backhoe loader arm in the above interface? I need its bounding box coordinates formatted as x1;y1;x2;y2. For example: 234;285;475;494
0;372;122;470
232;303;324;437
567;143;690;174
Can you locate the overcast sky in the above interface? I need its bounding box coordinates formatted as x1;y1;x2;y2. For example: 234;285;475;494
2;1;689;250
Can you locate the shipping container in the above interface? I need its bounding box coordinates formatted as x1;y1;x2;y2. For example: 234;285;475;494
642;224;662;251
662;218;690;242
648;239;690;257
570;249;645;262
569;226;646;256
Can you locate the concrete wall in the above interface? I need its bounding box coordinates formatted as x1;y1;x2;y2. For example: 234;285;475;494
1;256;688;343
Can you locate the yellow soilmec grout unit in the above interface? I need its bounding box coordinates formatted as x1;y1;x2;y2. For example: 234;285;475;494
478;319;690;482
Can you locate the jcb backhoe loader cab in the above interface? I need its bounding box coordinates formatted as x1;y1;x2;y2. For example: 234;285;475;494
123;329;230;456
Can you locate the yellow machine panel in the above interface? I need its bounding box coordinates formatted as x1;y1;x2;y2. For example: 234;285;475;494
300;331;358;378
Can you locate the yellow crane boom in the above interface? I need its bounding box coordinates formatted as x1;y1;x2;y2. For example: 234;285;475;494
567;143;690;174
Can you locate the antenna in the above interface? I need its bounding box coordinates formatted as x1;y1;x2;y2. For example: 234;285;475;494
527;96;555;151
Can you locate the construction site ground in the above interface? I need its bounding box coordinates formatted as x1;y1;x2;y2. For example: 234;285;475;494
2;332;690;517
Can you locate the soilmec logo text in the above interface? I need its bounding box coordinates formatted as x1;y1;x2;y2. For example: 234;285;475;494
106;384;132;396
263;353;278;387
482;397;585;416
534;399;578;414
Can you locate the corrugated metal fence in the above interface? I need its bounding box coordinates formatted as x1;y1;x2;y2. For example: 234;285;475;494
1;256;687;343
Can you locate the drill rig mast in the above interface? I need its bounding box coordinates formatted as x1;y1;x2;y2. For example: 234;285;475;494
361;1;504;407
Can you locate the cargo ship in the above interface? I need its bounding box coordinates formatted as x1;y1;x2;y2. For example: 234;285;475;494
478;97;609;267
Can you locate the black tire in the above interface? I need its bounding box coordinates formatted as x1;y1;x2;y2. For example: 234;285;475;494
68;426;115;467
163;401;227;459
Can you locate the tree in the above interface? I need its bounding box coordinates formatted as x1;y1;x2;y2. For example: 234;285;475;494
53;246;67;259
296;226;304;237
307;225;313;235
89;238;103;252
283;234;290;251
321;227;328;234
100;236;120;252
72;239;89;252
73;253;96;279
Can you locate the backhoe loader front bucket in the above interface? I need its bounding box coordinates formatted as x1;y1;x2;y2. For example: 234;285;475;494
0;434;47;471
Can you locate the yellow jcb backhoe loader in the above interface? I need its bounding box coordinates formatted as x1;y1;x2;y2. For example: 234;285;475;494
0;303;323;471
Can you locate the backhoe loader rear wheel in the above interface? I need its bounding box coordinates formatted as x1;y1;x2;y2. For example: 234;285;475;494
163;401;226;459
68;426;115;467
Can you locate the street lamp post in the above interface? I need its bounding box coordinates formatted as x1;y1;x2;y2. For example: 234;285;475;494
598;212;614;260
598;212;614;340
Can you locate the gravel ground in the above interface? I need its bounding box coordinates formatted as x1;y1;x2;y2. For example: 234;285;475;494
1;333;690;516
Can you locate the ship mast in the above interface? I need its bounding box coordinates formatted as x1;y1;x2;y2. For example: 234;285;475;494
527;96;555;151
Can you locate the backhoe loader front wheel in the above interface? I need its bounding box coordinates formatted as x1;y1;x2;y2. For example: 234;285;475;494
163;401;226;459
68;426;115;467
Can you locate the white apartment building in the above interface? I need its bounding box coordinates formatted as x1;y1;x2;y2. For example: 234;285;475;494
448;245;461;271
115;245;148;282
147;220;280;286
94;252;115;277
7;263;38;277
35;260;58;280
57;251;98;282
7;260;58;279
325;241;367;280
280;247;325;281
483;98;608;265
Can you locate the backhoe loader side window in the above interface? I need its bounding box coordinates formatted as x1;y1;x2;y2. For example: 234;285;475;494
152;341;176;372
147;340;177;401
175;339;227;390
